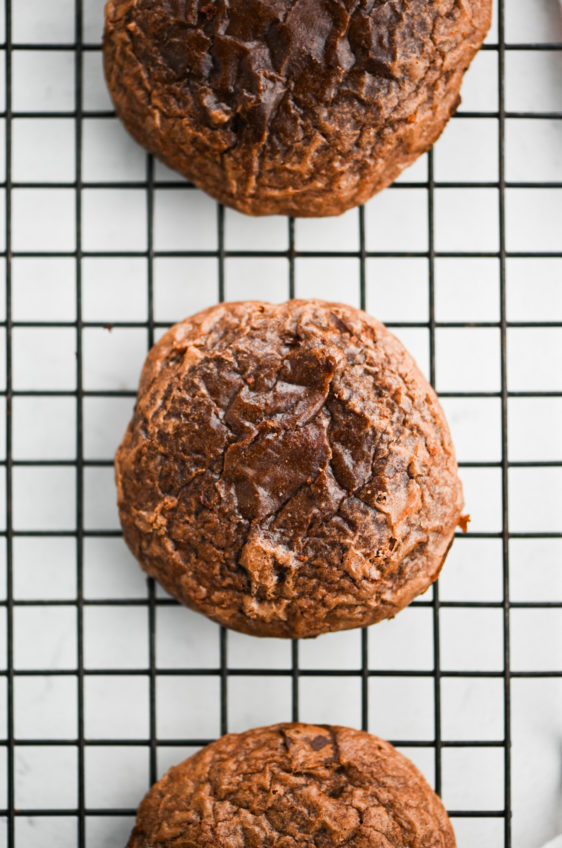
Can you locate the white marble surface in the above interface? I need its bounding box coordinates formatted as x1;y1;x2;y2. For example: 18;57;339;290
1;0;561;846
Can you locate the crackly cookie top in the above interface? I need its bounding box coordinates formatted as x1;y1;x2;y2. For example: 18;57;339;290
126;723;456;847
104;0;491;215
115;300;462;637
107;0;465;135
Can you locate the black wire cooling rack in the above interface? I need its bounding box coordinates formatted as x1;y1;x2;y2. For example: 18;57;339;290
1;1;561;846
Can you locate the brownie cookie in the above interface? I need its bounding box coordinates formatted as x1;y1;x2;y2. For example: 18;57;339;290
126;722;456;847
103;0;491;217
115;300;463;638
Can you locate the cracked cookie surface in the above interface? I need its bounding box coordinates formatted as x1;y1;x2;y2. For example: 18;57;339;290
115;299;462;638
126;722;456;847
103;0;491;216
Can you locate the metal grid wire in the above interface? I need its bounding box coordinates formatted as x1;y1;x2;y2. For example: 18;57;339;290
1;0;561;846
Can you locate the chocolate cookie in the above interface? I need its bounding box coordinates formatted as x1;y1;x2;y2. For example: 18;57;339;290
126;723;456;847
115;300;462;638
103;0;491;217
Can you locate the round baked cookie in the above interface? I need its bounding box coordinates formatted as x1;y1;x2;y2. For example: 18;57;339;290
126;722;456;847
115;300;463;638
103;0;491;217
